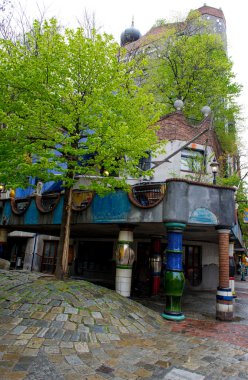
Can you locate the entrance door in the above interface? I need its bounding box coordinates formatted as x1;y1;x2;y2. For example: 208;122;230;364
9;239;27;269
76;241;115;288
185;245;202;286
41;240;58;273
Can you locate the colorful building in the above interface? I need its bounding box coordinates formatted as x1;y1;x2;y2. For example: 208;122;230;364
0;4;245;322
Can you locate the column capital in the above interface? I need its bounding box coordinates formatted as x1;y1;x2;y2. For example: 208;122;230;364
216;228;230;235
164;222;186;231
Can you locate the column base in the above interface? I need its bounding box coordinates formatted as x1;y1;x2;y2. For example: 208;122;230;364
161;312;185;321
216;287;233;321
216;311;233;321
115;266;132;297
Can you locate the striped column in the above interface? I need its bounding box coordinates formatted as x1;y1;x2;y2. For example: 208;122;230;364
115;228;135;297
162;223;186;321
229;242;236;298
216;229;233;321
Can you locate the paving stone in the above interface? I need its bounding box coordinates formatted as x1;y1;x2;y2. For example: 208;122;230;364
2;272;248;380
22;348;39;357
32;320;51;328
14;340;29;346
69;315;82;323
44;328;57;339
64;307;78;315
163;368;205;379
74;342;90;353
36;327;49;338
91;312;103;319
65;354;83;366
50;321;65;329
53;329;65;340
83;317;95;325
77;324;90;333
10;326;28;335
61;330;73;342
12;356;34;372
43;346;60;354
24;353;64;380
25;327;40;334
60;342;74;348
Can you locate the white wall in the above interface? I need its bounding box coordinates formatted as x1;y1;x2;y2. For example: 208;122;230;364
127;140;215;185
185;241;219;291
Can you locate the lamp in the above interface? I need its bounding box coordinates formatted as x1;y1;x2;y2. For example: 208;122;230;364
210;158;219;185
174;99;184;111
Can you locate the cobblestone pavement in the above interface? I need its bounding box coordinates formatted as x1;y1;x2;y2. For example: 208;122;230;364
1;270;248;380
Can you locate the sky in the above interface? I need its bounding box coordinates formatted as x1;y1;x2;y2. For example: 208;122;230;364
17;0;248;170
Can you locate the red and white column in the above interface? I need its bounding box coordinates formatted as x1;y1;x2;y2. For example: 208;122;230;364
229;241;236;298
216;229;233;321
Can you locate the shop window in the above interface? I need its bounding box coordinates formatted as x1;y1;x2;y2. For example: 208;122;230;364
41;240;58;273
184;245;202;286
181;148;205;173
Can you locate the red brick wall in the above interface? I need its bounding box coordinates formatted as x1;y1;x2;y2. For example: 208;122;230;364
156;111;222;158
218;230;230;288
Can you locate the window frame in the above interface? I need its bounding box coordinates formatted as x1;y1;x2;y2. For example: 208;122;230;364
180;148;206;173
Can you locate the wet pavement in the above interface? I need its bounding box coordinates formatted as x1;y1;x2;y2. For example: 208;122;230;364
0;270;248;380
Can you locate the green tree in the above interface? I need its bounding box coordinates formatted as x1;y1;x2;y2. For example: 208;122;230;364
141;11;241;154
0;19;161;278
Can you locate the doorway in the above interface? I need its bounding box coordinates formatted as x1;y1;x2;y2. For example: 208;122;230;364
184;245;202;286
41;240;58;273
75;241;115;288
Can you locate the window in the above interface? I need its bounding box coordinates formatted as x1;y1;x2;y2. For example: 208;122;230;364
181;148;205;173
139;151;151;171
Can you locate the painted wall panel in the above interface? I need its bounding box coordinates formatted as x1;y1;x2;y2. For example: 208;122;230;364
92;192;131;223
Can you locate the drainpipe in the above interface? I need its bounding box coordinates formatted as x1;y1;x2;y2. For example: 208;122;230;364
31;234;38;272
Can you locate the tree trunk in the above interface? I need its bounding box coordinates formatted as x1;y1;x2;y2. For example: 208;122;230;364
55;187;73;280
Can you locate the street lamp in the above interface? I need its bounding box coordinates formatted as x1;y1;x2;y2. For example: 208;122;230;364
210;158;219;185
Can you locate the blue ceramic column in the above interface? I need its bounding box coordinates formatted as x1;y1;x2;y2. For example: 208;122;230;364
162;222;186;321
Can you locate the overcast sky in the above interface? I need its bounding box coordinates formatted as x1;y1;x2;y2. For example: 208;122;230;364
18;0;248;168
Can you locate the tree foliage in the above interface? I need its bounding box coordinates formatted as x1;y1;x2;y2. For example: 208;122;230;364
0;18;160;193
141;11;241;154
0;19;161;278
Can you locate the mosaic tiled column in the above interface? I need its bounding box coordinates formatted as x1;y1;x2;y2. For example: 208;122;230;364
115;228;135;297
162;222;186;321
216;228;233;321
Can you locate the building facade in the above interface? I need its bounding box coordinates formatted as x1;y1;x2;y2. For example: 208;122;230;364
0;4;244;321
